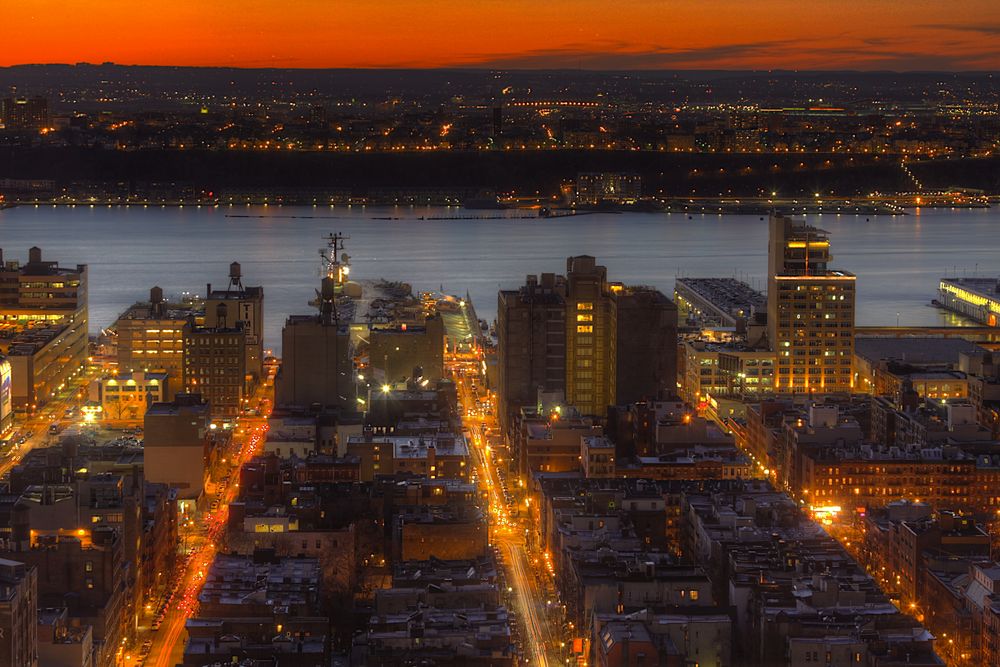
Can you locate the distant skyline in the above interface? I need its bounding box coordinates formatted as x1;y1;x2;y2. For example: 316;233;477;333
6;1;1000;71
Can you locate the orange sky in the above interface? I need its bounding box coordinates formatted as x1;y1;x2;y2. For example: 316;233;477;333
6;1;1000;69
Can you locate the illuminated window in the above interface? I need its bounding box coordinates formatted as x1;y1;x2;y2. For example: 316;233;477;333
577;325;593;333
577;314;593;322
577;302;593;311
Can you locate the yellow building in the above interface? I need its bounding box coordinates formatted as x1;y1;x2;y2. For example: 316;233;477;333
767;215;855;393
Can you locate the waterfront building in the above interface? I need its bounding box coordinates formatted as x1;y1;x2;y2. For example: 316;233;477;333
183;305;247;419
575;172;641;205
615;286;678;405
496;272;567;434
938;277;1000;327
674;277;766;328
113;286;201;397
204;262;264;386
0;247;88;410
498;256;676;429
766;214;855;393
565;256;617;416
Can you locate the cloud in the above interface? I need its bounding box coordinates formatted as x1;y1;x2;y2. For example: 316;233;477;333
918;23;1000;36
462;37;1000;71
465;40;806;70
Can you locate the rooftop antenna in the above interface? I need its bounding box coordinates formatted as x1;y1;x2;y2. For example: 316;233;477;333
317;233;350;325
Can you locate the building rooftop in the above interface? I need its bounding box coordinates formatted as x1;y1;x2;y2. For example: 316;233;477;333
856;337;984;367
675;277;766;316
940;277;1000;298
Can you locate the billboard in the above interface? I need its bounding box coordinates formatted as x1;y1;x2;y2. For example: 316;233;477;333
0;357;12;434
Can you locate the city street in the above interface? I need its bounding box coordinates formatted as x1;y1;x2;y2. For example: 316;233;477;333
452;365;562;666
143;416;268;667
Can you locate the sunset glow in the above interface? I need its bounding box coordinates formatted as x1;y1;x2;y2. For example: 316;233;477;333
6;0;1000;70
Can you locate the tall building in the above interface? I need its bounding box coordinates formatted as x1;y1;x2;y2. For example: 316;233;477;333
0;558;38;667
498;257;676;427
1;97;48;130
183;306;247;419
496;273;566;432
615;286;678;405
766;214;855;393
565;256;616;416
113;286;201;397
205;262;264;386
0;247;88;410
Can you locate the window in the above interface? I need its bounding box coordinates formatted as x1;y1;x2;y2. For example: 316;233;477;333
577;302;593;310
577;325;593;333
576;313;593;322
85;561;93;573
689;589;699;601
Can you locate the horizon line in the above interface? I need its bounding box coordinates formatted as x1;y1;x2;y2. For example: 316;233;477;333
2;62;999;75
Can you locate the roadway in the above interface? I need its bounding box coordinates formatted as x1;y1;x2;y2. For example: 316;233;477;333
452;366;560;667
143;375;274;667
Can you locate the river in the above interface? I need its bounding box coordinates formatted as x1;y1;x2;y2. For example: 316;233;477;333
0;205;995;353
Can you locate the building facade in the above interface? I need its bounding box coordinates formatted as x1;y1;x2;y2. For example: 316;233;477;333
183;314;247;419
0;247;88;410
767;215;855;393
113;286;201;397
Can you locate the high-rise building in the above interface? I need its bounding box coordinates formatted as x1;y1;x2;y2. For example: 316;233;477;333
0;558;38;667
205;262;264;386
0;247;88;410
565;256;616;416
496;273;567;432
183;305;247;419
1;97;48;130
615;286;678;405
113;286;201;397
766;214;855;393
498;257;676;427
